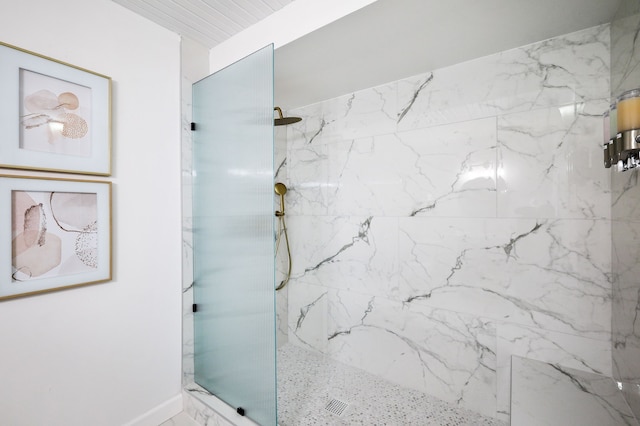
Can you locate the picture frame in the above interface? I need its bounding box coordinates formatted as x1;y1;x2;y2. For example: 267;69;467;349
0;41;111;175
0;175;112;300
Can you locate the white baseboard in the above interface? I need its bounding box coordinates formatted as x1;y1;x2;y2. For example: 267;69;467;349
124;394;183;426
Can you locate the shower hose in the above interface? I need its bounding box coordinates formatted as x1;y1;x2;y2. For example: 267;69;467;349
275;213;292;291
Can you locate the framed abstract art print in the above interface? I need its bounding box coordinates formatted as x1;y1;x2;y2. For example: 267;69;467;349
0;42;111;175
0;175;112;300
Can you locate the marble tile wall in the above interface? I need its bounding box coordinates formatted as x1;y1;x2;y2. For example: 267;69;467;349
611;0;640;420
283;24;612;421
510;356;636;425
181;38;206;389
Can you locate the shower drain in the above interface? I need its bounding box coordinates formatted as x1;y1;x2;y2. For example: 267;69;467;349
325;398;349;417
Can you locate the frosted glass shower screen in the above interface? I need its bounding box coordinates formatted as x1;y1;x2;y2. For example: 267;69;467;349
192;45;276;426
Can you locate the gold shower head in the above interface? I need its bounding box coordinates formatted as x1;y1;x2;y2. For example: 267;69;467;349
274;107;302;126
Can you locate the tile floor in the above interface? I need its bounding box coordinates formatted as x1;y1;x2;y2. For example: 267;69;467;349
276;344;505;426
172;344;507;425
161;411;200;426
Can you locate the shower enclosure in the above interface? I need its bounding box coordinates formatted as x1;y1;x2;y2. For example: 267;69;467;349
191;45;277;426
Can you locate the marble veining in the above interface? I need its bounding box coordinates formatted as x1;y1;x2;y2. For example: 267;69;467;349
181;55;197;388
612;190;640;418
160;412;200;426
396;25;609;131
287;282;499;417
403;221;544;304
611;11;640;96
303;217;373;274
181;22;616;425
612;171;640;220
496;323;612;420
183;388;243;426
398;218;610;338
612;5;640;421
497;102;610;219
511;356;637;425
397;72;433;124
295;291;327;333
282;23;612;422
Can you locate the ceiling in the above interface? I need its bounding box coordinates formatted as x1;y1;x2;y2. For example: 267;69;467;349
113;0;622;109
112;0;295;47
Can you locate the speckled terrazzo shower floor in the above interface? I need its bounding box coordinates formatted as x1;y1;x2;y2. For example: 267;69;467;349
277;344;506;426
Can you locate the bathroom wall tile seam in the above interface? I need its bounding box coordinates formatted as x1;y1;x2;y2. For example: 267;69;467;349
288;212;611;220
289;281;612;341
283;23;612;421
291;101;611;140
287;108;611;219
182;21;617;425
286;278;612;342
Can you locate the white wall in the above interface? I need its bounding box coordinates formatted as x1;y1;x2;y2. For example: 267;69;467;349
0;0;183;425
208;0;377;73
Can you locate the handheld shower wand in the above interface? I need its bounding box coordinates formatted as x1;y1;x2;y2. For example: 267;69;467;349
275;182;287;217
274;182;292;291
